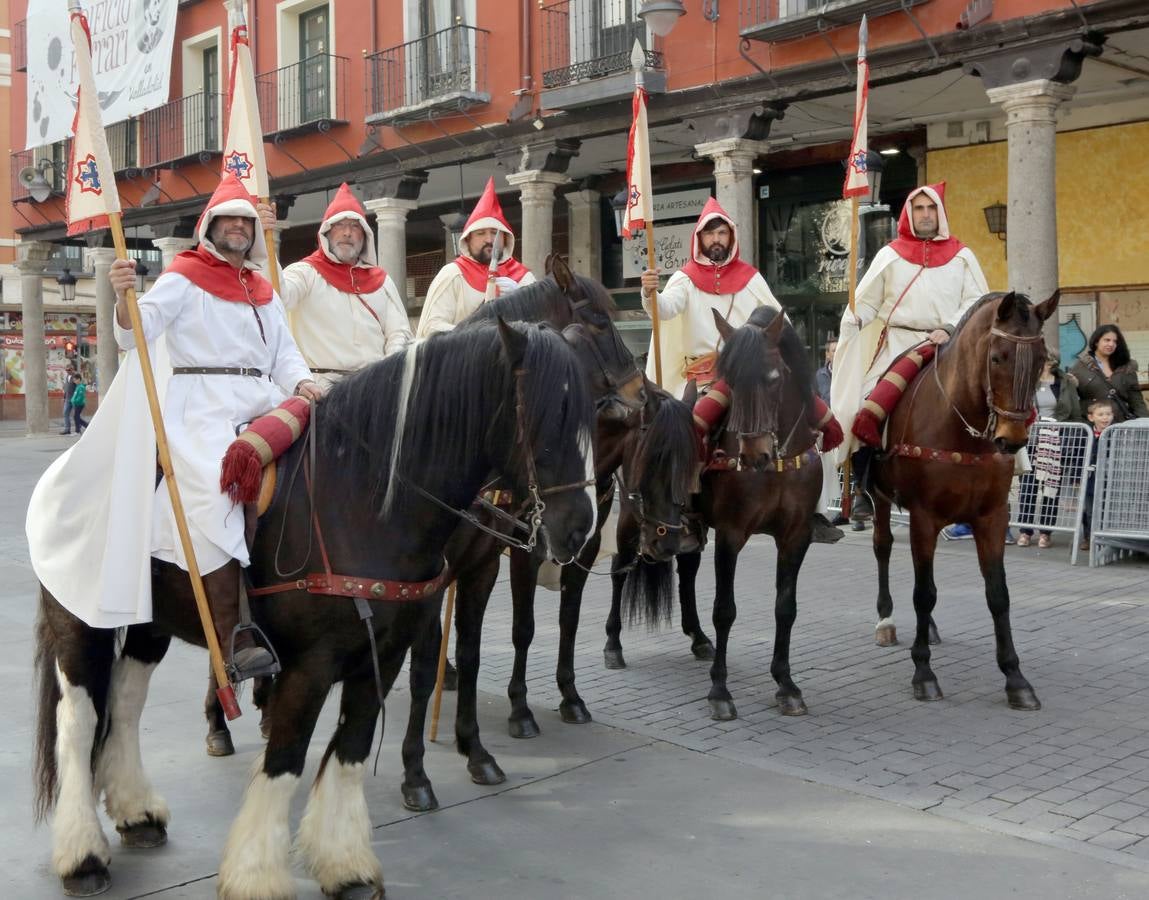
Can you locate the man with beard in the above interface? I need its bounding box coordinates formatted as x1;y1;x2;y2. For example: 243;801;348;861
270;183;412;387
639;197;782;400
831;182;988;521
416;177;535;338
30;174;319;683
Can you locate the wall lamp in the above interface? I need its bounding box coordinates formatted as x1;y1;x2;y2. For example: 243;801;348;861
983;202;1007;242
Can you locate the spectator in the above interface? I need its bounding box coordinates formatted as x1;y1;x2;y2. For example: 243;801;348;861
1081;398;1115;550
816;339;836;405
59;363;77;434
1069;324;1148;423
1016;354;1081;548
69;373;89;434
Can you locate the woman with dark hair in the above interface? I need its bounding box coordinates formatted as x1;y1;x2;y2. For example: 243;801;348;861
1069;324;1148;423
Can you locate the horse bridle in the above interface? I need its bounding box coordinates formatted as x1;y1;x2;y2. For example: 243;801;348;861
563;315;644;413
725;344;813;462
933;326;1044;440
614;404;688;543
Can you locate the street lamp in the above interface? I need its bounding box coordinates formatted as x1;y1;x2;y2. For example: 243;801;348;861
611;188;630;238
135;259;150;294
57;268;77;303
983;203;1007;242
637;0;686;37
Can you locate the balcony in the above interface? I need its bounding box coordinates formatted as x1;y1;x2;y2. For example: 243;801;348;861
256;54;348;139
139;92;223;169
539;0;664;112
365;25;490;126
11;140;71;203
14;19;26;72
106;120;138;174
741;0;931;43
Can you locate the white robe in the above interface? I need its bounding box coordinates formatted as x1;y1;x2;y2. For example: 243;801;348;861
830;247;988;465
280;262;412;386
416;262;537;338
642;270;783;400
26;272;312;627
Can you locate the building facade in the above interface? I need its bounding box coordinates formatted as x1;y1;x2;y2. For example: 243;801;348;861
5;0;1148;427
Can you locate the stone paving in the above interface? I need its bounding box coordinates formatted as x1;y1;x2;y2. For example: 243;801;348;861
465;528;1149;868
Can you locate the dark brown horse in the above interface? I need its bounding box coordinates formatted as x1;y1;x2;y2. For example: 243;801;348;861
616;306;826;720
34;320;597;899
867;290;1057;710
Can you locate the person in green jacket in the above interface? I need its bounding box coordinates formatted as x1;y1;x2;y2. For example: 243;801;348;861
69;373;88;433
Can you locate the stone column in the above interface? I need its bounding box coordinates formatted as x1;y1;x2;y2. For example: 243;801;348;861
365;197;419;309
17;242;53;436
986;80;1074;352
505;170;569;278
694;138;769;267
86;248;119;392
152;236;197;270
565;189;602;280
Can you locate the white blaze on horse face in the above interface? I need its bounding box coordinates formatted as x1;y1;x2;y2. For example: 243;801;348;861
580;423;597;545
219;760;300;900
95;657;169;830
381;342;420;516
52;664;111;876
296;759;383;894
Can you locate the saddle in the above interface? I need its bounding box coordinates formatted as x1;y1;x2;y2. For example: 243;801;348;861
851;342;937;448
220;396;312;512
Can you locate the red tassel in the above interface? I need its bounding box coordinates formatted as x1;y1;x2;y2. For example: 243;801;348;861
220;442;265;504
852;409;883;448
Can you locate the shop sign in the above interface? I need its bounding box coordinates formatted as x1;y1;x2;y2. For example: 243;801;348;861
622;222;695;279
649;189;710;222
2;335;62;349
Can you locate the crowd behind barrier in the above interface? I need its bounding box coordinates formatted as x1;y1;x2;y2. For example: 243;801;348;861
1087;419;1149;568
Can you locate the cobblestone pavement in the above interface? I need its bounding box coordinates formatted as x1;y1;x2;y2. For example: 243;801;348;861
466;529;1149;868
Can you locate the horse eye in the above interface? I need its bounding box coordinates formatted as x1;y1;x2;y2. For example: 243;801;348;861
990;354;1002;365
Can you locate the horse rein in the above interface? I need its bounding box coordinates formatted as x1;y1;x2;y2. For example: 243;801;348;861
932;327;1044;440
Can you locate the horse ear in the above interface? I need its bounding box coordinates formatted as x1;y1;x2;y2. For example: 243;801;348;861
764;309;786;343
712;308;736;343
496;316;528;367
996;291;1018;321
544;253;555;275
1034;288;1061;322
550;254;575;293
682;379;698;406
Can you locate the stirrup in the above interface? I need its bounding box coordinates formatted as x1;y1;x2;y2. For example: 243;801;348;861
226;623;282;683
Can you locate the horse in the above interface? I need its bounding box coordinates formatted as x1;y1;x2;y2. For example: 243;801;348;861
867;290;1057;710
616;305;825;721
34;319;597;900
199;255;642;757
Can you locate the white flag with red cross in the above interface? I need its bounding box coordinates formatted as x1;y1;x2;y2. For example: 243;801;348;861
843;16;870;200
222;8;270;200
622;85;653;238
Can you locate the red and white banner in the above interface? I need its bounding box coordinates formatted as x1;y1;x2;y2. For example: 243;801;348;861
65;6;122;236
622;86;653;238
842;15;870;200
222;9;270;200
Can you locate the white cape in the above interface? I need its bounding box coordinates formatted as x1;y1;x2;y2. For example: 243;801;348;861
27;340;170;628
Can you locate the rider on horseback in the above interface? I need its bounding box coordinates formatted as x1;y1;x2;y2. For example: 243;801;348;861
831;182;989;518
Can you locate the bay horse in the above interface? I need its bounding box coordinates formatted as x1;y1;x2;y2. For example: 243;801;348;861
34;319;597;900
867;290;1057;710
619;306;825;721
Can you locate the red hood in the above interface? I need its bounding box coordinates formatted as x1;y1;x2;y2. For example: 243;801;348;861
679;197;757;294
888;182;966;268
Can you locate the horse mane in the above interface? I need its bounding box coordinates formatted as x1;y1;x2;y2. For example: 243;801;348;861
942;291;1040;362
717;306;815;399
461;274;618;329
631;389;696;505
314;321;593;509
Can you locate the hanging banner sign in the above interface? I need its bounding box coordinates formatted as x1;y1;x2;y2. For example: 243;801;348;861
25;0;179;149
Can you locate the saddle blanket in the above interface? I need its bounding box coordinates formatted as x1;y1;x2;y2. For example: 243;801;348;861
851;343;936;448
220;396;312;504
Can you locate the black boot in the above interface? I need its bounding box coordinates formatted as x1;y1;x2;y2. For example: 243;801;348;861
208;573;280;683
850;448;875;521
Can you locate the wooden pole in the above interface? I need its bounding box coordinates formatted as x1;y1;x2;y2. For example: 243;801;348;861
840;195;862;520
646;229;663;387
109;213;241;720
428;583;456;743
261;196;280;295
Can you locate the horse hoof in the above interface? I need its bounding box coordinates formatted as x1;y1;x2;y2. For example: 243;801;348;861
1007;686;1042;711
691;638;716;661
913;680;944;702
874;625;898;647
332;880;385;900
205;729;235;757
508;715;540;739
709;698;738;721
777;693;808;716
61;855;111;897
401;782;439;812
559;700;592;725
118;816;167;849
928;623;941;645
468;758;506;786
603;648;627;669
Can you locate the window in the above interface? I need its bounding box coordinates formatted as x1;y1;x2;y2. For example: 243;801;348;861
298;6;330;122
203;45;219;148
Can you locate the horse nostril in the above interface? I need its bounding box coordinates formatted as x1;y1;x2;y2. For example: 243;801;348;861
636;387;648;406
568;528;588;553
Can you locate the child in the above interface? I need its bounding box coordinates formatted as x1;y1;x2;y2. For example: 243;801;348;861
69;373;88;434
1080;398;1114;549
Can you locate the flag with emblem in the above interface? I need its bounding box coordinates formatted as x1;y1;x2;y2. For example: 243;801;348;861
842;16;870;199
64;5;121;236
622;84;653;238
222;6;270;200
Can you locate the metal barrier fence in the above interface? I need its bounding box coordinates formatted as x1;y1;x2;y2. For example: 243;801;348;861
1088;420;1149;567
1007;421;1093;565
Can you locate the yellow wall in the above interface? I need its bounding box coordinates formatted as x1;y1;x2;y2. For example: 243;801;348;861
927;120;1149;293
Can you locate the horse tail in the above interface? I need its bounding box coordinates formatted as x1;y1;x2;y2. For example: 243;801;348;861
620;557;675;630
34;600;62;823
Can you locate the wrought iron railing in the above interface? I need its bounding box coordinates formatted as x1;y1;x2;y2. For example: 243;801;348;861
741;0;928;38
139;92;223;169
540;0;662;90
366;25;489;119
106;120;138;173
13;19;26;72
256;53;348;136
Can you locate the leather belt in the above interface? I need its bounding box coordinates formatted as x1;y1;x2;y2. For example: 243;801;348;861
171;366;264;377
309;368;352;375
